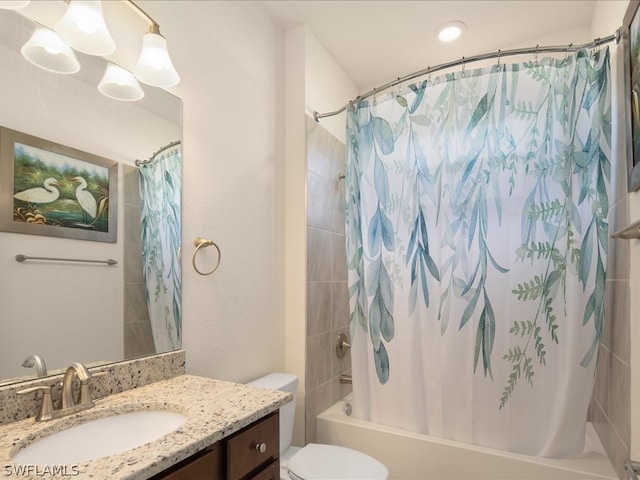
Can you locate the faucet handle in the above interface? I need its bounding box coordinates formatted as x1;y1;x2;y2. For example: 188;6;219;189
17;385;54;422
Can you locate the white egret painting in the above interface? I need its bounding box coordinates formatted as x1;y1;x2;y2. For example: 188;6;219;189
0;127;117;242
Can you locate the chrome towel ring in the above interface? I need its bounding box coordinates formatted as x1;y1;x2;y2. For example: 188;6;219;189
192;237;221;276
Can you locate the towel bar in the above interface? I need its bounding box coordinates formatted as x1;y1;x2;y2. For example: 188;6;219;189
15;254;117;265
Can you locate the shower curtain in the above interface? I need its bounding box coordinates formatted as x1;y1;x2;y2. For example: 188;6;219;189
346;48;611;457
138;144;182;352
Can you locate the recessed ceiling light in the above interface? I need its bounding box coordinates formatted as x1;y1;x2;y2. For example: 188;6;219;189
438;21;466;42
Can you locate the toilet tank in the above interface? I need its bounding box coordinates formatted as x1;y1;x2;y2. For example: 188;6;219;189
248;373;298;454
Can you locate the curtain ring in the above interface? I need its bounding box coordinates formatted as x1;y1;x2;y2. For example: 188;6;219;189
192;237;221;276
461;57;466;77
497;49;501;68
534;44;539;67
562;44;573;66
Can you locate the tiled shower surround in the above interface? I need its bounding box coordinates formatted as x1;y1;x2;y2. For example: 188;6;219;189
305;116;352;443
123;165;155;358
590;163;631;478
588;51;631;479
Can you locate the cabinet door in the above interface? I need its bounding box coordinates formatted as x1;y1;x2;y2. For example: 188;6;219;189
226;411;279;480
152;447;222;480
248;460;279;480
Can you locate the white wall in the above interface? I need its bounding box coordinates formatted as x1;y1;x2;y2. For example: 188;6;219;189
304;31;359;144
140;1;286;382
142;1;355;391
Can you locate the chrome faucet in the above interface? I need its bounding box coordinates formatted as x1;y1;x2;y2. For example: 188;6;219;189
21;354;47;377
17;362;106;422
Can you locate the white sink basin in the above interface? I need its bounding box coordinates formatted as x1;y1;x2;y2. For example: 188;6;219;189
12;410;187;465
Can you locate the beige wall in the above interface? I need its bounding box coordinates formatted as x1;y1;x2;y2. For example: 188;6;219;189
284;24;308;447
143;1;287;382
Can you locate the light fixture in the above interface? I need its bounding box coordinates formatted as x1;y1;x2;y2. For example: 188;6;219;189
56;0;115;56
438;21;466;43
0;1;31;9
21;26;80;74
98;62;144;101
15;0;179;101
133;24;180;88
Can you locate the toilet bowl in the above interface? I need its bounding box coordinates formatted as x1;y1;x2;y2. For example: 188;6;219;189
248;373;388;480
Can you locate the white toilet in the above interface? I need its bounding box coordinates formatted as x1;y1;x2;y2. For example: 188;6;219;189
248;373;388;480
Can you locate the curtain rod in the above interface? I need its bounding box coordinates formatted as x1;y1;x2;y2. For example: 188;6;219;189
314;28;622;122
135;140;181;166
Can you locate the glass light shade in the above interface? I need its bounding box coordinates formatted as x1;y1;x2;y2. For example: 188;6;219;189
0;1;31;9
133;31;179;88
21;27;80;74
98;63;144;101
55;0;115;56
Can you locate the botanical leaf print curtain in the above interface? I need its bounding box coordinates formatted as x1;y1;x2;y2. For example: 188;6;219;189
139;144;182;352
346;49;610;457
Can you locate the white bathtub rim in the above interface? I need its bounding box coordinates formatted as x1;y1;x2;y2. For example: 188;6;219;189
317;394;616;480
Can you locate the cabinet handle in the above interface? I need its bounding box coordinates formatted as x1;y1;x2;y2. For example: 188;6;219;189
255;442;267;454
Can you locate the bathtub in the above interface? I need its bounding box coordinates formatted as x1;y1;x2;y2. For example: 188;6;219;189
316;396;617;480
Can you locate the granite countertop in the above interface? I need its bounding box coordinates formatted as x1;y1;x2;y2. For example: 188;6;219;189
0;375;291;479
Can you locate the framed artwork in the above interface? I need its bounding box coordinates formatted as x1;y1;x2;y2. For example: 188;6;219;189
0;126;117;243
624;0;640;192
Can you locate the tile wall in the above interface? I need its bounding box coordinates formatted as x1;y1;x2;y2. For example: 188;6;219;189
590;63;631;477
123;165;155;358
592;194;630;480
305;116;352;443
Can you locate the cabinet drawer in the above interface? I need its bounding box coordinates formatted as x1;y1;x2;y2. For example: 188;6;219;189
227;411;279;480
248;459;279;480
153;447;222;480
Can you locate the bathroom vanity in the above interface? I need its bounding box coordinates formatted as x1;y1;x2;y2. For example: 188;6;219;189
153;411;279;480
0;375;290;480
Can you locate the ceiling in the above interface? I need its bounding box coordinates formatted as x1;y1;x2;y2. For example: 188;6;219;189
260;0;600;91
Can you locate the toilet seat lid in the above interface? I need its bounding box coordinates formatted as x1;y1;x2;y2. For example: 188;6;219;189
288;443;388;480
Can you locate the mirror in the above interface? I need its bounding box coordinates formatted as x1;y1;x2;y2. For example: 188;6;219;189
0;7;182;385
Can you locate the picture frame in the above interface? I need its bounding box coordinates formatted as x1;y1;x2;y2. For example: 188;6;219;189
623;0;640;192
0;126;118;243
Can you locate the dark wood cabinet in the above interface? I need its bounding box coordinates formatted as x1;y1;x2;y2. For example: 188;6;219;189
246;460;279;480
227;411;279;480
151;411;280;480
150;447;223;480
